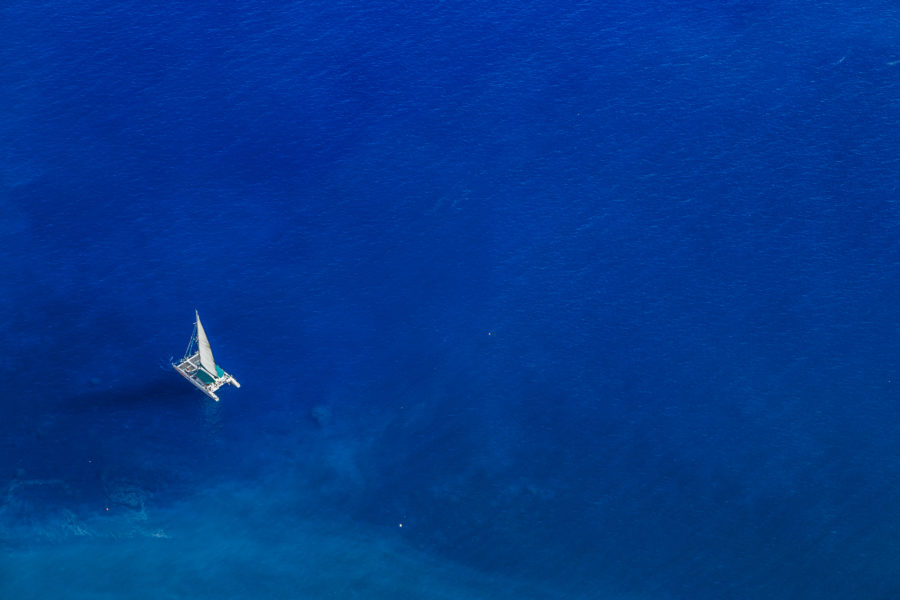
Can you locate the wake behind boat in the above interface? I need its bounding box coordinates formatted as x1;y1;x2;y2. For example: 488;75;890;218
173;310;240;402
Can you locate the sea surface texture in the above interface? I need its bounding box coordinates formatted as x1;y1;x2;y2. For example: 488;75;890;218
2;1;900;598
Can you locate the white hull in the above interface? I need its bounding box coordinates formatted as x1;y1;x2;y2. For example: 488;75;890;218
173;351;240;402
174;364;221;401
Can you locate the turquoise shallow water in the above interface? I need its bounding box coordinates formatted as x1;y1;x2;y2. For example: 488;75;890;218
1;482;566;599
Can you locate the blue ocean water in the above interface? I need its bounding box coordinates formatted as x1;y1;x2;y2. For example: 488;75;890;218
3;0;900;597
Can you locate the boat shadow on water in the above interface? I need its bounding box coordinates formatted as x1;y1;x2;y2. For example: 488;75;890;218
63;375;199;412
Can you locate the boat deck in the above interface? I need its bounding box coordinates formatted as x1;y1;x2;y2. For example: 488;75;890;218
173;352;239;401
176;353;224;379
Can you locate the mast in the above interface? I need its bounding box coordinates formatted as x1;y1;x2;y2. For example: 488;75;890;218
195;310;217;375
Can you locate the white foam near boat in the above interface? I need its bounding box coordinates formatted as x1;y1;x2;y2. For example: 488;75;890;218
173;310;241;401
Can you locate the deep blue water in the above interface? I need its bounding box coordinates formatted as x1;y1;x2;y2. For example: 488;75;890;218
3;0;900;597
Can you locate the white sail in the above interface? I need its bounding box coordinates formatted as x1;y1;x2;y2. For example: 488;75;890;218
195;310;217;376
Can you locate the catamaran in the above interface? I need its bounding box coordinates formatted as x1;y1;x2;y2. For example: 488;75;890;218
173;311;240;401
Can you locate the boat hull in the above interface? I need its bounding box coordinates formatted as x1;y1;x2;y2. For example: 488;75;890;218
173;351;239;402
173;364;221;401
